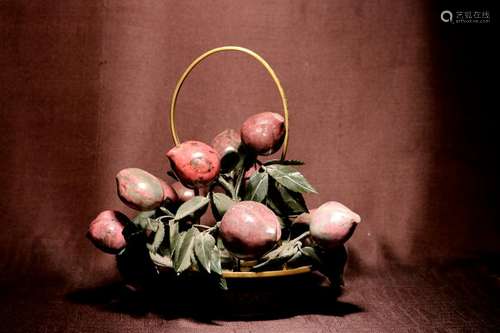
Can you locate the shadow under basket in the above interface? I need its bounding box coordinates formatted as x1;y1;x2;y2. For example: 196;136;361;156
117;255;345;319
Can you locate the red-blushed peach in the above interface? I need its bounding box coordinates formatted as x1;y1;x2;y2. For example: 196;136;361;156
291;209;317;226
116;168;164;211
171;181;209;202
211;129;242;172
200;202;217;227
171;181;214;225
240;112;285;155
310;201;361;250
171;181;195;202
166;141;220;188
290;209;317;247
87;210;128;254
219;201;281;259
157;178;178;203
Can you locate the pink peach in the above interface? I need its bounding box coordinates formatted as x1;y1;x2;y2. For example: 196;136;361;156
171;181;208;202
240;112;285;155
220;201;281;259
292;209;317;226
211;129;242;172
158;178;178;203
87;210;128;254
116;168;164;211
310;201;361;250
166;141;220;188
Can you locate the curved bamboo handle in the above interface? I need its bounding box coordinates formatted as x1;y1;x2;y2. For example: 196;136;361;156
170;46;289;159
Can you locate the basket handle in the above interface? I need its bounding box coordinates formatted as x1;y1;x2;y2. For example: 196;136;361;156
170;46;289;160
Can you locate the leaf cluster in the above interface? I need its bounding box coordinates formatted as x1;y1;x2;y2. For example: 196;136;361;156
118;147;347;290
122;196;226;289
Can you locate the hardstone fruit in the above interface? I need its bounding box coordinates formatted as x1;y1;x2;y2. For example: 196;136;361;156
171;181;195;202
200;203;217;227
310;201;361;250
166;141;220;188
171;181;213;224
116;168;164;211
240;112;285;155
87;210;128;254
157;178;178;203
291;208;317;226
171;181;208;202
211;129;242;172
290;209;317;246
219;201;281;259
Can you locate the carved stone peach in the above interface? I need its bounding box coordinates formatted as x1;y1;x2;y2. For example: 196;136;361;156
157;178;178;203
171;181;195;202
116;168;164;211
240;112;285;155
310;201;361;249
166;141;220;188
220;201;281;259
87;210;128;254
211;129;242;172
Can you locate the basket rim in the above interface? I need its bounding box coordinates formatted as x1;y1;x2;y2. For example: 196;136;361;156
222;265;312;279
169;45;290;160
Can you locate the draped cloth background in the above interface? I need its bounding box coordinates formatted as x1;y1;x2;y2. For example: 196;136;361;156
1;1;498;332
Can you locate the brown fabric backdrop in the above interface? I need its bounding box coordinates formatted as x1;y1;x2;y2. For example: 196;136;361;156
0;1;498;331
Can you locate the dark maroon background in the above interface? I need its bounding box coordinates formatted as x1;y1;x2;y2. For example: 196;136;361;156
1;1;498;331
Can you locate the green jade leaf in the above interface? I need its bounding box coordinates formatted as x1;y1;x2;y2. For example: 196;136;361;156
210;246;223;275
244;171;269;202
274;183;308;215
211;192;235;219
169;220;179;254
173;228;198;274
150;222;165;253
264;159;305;166
132;210;156;228
149;252;173;268
159;206;175;218
194;232;216;273
253;241;301;270
265;165;317;194
175;196;210;221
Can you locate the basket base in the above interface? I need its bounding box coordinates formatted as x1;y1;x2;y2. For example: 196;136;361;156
222;266;312;279
118;269;344;319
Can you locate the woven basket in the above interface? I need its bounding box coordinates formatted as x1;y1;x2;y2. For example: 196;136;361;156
169;46;314;279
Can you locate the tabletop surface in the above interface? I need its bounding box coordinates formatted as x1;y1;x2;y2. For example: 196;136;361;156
1;263;498;333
